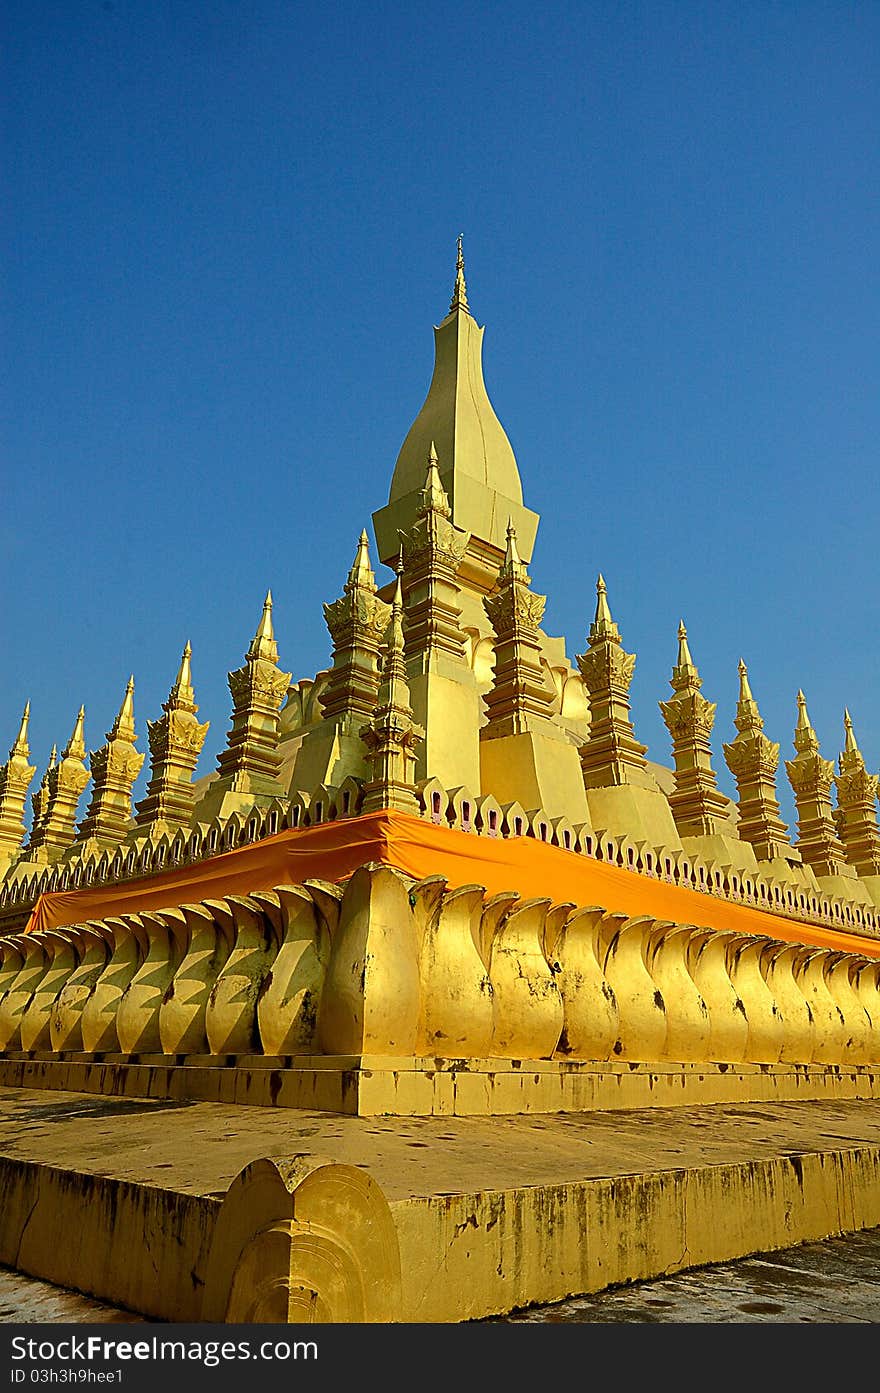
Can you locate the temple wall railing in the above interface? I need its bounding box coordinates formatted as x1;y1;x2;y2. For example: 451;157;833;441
0;865;878;1068
0;776;877;945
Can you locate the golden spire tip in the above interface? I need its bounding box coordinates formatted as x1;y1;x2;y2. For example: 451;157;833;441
449;233;469;313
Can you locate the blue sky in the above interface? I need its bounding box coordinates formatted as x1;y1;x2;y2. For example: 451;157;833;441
2;0;879;831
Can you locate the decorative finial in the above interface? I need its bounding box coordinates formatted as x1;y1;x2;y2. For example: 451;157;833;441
346;530;376;591
670;618;700;691
419;442;452;518
109;675;137;743
64;706;87;761
677;620;695;668
168;640;196;710
843;708;858;755
737;659;753;700
10;701;31;759
734;659;763;734
499;516;527;582
449;233;469;314
791;688;819;755
48;743;57;770
247;589;278;662
590;572;619;642
383;567;407;672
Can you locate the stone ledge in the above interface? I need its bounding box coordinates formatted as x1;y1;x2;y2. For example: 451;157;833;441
2;1088;880;1321
1;1053;880;1116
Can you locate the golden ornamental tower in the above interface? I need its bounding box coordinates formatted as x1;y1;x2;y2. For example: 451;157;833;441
576;575;679;847
659;622;731;839
26;708;91;860
75;677;145;851
397;444;482;789
292;532;391;789
360;573;424;813
834;710;880;883
134;643;210;836
784;691;848;880
198;594;292;821
28;744;57;851
722;661;794;864
0;703;37;868
481;523;589;820
577;575;646;787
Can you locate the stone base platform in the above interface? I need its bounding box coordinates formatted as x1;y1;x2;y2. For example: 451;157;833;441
1;1085;880;1322
0;1052;879;1115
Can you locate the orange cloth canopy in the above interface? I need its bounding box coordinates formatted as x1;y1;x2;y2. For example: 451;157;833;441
24;809;880;958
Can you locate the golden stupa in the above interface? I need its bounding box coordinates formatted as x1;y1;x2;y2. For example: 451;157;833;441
0;243;879;1324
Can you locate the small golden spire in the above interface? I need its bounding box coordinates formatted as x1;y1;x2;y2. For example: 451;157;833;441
247;589;278;662
48;743;57;770
589;573;620;644
449;232;470;314
166;640;199;715
346;530;376;591
843;708;859;756
391;566;405;641
499;517;528;582
419;441;452;518
670;619;700;691
376;569;409;709
677;620;693;668
64;707;86;761
9;702;31;760
734;659;763;733
391;570;404;626
737;658;753;702
109;675;136;743
792;688;819;755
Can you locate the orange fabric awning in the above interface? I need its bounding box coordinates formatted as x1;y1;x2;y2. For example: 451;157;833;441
23;809;880;958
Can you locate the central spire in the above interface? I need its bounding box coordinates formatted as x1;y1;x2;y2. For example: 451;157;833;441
449;233;470;314
373;237;539;573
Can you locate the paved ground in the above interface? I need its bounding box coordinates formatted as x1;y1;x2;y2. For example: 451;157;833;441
3;1086;880;1200
502;1224;880;1322
3;1224;880;1323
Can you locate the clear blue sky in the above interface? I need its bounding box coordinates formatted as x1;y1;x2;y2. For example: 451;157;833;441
3;0;878;831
